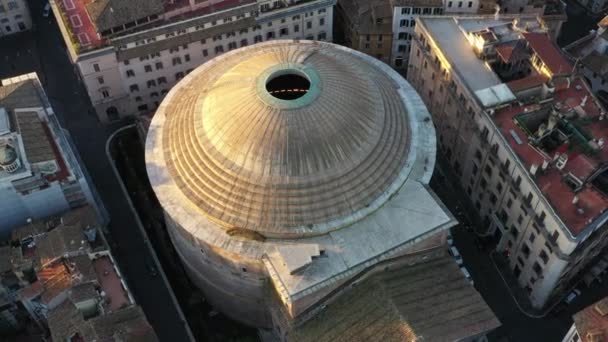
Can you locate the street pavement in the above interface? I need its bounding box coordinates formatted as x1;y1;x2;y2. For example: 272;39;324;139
0;2;191;341
432;154;608;342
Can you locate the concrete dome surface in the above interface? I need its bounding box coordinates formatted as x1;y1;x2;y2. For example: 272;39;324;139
153;41;412;237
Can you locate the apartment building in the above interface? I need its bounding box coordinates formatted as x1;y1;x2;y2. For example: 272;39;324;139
49;0;335;123
565;16;608;97
408;15;608;308
0;206;158;340
336;0;564;74
335;0;395;65
391;0;444;71
0;0;31;37
0;73;98;239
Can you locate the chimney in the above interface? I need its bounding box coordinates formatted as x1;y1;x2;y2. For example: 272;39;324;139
541;160;549;171
553;152;561;161
556;154;568;170
530;164;538;176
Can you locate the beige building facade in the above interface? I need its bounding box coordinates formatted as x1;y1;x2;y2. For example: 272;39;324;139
336;0;564;74
0;0;31;37
50;0;335;123
408;15;608;308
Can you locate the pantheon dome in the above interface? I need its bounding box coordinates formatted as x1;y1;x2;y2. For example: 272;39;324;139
146;40;455;329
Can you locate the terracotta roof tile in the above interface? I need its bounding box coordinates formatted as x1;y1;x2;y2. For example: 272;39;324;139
523;32;573;75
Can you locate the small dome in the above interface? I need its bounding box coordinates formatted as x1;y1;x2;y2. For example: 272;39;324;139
0;144;17;166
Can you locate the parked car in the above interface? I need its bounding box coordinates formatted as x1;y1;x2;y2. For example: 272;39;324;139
460;266;474;286
448;246;463;266
447;230;454;246
43;3;51;18
564;289;582;304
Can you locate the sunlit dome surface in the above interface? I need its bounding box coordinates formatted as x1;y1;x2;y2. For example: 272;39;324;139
150;41;415;238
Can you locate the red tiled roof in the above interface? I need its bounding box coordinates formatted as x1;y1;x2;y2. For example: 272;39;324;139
523;32;574;75
573;297;608;342
93;256;130;311
42;121;70;182
506;74;549;92
493;78;608;236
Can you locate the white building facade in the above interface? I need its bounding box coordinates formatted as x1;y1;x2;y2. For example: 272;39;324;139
0;0;31;37
51;0;335;123
390;0;444;72
408;16;608;308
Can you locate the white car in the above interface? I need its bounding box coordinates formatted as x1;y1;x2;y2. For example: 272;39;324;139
448;246;463;266
460;267;474;286
43;3;51;18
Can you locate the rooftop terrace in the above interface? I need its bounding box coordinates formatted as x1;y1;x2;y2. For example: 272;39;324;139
492;77;608;236
0;76;70;182
92;255;130;311
54;0;258;53
419;16;608;237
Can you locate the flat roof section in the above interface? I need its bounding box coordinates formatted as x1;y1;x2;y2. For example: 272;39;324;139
419;17;504;92
493;78;608;236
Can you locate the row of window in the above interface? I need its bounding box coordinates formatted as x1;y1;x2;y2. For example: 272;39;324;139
122;23;326;67
0;1;19;13
447;1;474;8
2;21;26;32
0;13;21;22
400;7;443;15
123;6;328;50
397;32;412;40
124;31;327;78
399;19;416;28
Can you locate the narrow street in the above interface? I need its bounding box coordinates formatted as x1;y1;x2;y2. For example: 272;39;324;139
0;1;192;341
431;154;608;342
108;127;258;342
